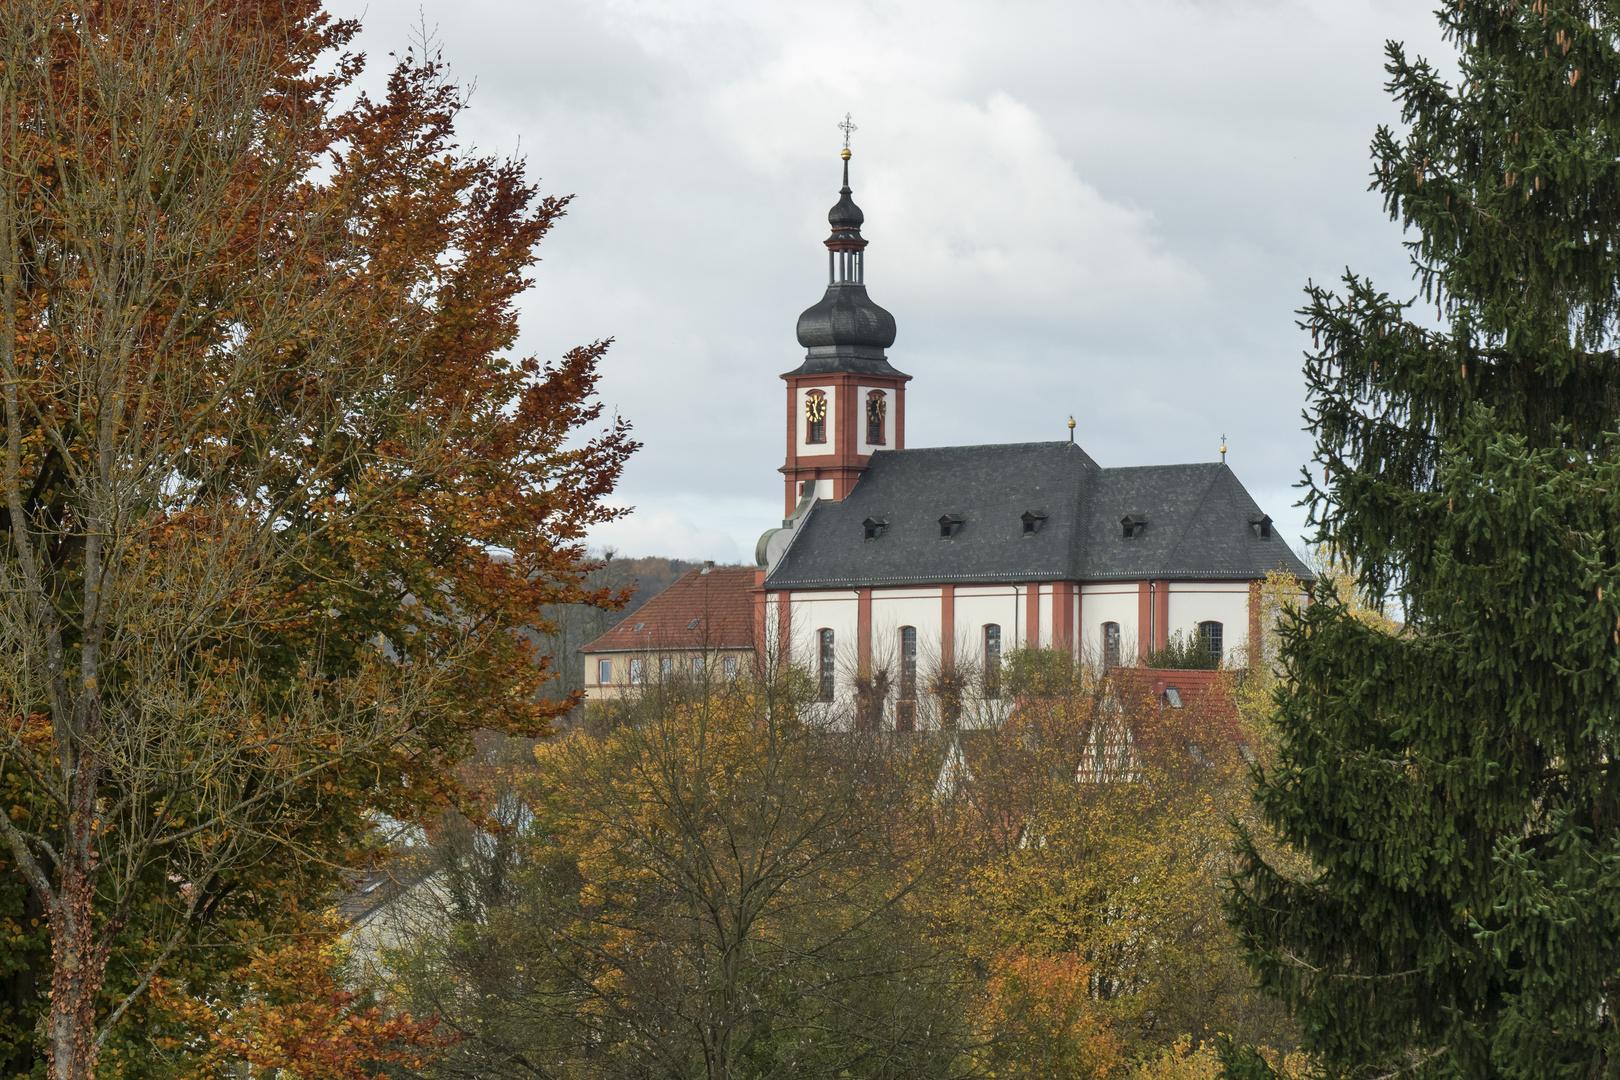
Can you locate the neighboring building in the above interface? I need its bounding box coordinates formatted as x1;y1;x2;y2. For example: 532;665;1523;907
932;667;1247;805
754;146;1311;726
580;564;755;702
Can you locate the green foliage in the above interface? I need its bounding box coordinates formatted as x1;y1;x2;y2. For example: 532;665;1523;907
1002;646;1088;697
1144;630;1217;670
1226;3;1620;1077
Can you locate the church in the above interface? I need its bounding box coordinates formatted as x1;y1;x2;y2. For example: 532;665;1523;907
751;144;1310;724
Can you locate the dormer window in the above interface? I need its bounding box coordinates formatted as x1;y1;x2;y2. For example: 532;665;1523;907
1250;514;1273;539
1021;509;1048;536
1121;514;1146;540
862;516;888;541
939;513;965;540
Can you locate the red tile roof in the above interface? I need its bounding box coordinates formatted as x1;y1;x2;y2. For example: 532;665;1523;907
1107;667;1244;745
580;566;756;654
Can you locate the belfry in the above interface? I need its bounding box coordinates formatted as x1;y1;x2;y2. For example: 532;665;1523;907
779;145;910;516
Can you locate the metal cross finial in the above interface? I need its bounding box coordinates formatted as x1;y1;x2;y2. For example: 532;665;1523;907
839;113;857;149
1220;434;1228;463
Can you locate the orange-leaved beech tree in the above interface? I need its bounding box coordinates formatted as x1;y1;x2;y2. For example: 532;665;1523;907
0;2;634;1078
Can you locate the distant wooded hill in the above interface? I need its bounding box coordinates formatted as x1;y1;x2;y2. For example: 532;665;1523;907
534;556;741;705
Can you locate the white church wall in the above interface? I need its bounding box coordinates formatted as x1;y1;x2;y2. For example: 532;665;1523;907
1166;582;1251;664
952;586;1022;661
1038;586;1054;649
1080;584;1141;664
870;591;941;667
788;592;860;688
796;385;836;457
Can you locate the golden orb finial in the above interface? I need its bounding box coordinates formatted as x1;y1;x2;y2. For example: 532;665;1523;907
841;147;851;160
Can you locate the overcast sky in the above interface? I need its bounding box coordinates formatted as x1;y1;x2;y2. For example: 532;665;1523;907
340;0;1451;564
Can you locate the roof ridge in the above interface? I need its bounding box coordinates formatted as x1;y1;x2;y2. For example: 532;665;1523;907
1098;461;1223;475
874;440;1085;455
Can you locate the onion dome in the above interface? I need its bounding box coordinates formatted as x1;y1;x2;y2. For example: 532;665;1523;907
787;149;904;378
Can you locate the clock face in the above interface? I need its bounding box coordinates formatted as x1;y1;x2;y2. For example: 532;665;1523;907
867;398;886;422
805;396;827;422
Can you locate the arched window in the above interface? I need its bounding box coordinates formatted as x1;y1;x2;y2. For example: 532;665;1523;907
1198;621;1223;666
818;628;836;702
983;624;1002;698
1103;622;1121;669
805;390;828;444
897;625;917;732
866;390;887;445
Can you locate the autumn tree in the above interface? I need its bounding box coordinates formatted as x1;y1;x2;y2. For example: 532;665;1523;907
933;651;1295;1062
385;672;969;1080
1227;2;1620;1076
0;3;633;1078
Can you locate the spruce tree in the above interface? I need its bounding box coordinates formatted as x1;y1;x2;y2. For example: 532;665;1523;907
1227;3;1620;1077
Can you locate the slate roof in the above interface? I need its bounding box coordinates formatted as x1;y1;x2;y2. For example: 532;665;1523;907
581;566;755;654
763;441;1311;589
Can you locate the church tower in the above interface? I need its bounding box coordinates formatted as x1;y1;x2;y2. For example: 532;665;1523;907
780;142;910;516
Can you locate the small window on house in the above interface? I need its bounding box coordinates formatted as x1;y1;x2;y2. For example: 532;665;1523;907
939;513;965;540
1165;686;1184;709
660;657;674;679
691;657;704;678
724;655;739;679
818;628;836;702
634;622;645;632
597;658;612;685
984;624;1002;698
1021;509;1048;536
805;390;828;444
1102;622;1121;669
1121;515;1145;540
1199;621;1223;665
688;618;700;630
1250;515;1273;539
863;516;888;541
866;390;887;445
630;658;645;683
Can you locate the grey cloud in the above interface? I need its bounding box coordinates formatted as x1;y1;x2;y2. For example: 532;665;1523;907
336;0;1449;560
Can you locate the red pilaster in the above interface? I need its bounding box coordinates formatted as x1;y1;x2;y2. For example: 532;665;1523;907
1137;582;1151;662
777;591;793;667
1154;580;1171;651
857;587;873;673
1054;582;1075;656
753;570;768;671
1025;584;1040;648
941;585;956;671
